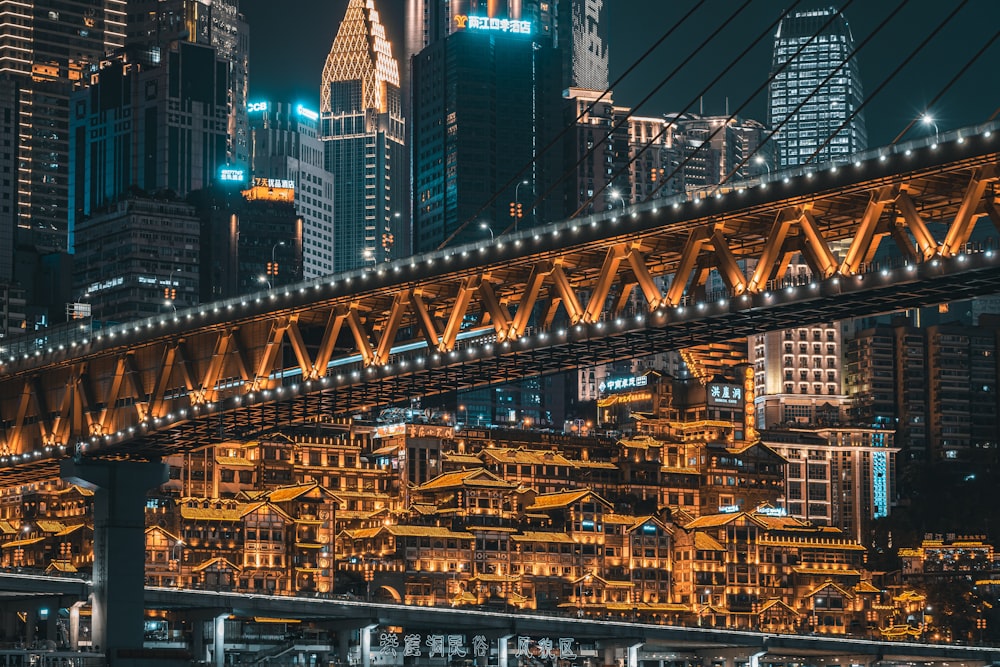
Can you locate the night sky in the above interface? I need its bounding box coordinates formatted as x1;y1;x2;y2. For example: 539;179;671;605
240;0;1000;149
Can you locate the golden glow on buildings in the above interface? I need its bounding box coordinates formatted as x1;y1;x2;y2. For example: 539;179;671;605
320;0;400;115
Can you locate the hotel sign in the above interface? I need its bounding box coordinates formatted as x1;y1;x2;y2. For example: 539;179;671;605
454;14;533;34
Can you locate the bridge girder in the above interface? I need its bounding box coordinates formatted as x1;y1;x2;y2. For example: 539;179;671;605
1;132;1000;483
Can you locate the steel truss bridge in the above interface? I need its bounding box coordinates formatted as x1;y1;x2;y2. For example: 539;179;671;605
2;122;1000;485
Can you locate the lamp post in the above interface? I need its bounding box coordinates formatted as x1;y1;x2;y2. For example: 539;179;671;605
755;155;771;176
609;189;626;215
362;248;376;268
513;180;529;232
480;222;494;241
922;113;940;147
268;240;286;286
258;275;271;290
452;563;465;599
458;405;466;429
172;539;184;588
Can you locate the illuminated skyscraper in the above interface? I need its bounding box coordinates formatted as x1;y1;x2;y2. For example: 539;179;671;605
249;102;335;278
0;0;126;252
125;0;250;168
750;7;866;428
767;7;866;169
404;0;609;92
321;0;406;273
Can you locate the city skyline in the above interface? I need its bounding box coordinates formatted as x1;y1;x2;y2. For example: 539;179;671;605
242;1;1000;151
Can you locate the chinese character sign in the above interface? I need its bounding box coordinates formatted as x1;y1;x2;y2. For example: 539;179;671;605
374;631;577;662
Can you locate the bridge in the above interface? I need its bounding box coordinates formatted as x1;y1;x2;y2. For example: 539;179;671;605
2;123;1000;663
1;573;997;667
1;122;999;481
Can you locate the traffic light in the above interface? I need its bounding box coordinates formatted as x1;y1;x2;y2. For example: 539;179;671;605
266;262;279;277
163;287;176;300
977;618;987;629
509;202;517;218
515;203;523;219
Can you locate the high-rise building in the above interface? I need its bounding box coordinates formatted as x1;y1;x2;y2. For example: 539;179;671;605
124;0;250;167
249;102;335;278
321;0;406;273
751;7;867;428
767;7;866;170
69;42;231;233
404;1;609;92
0;0;126;252
763;426;898;543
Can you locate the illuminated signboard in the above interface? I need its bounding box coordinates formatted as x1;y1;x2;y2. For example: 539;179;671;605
296;104;319;121
756;506;787;517
598;375;648;393
219;167;245;182
242;177;295;202
454;14;532;35
719;504;741;514
248;101;268;112
707;383;743;407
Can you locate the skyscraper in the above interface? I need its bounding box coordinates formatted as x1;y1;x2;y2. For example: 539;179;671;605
0;0;126;252
767;7;866;169
125;0;250;167
751;7;867;428
404;1;609;92
321;0;406;273
249;102;336;279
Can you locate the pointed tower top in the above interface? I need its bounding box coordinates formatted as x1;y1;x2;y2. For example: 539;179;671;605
321;0;400;115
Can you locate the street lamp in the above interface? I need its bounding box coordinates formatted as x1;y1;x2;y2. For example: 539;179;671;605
480;222;494;241
514;180;530;232
755;155;771;175
362;248;376;268
609;189;626;215
172;539;184;588
452;563;465;599
258;274;271;290
922;113;939;144
458;405;466;429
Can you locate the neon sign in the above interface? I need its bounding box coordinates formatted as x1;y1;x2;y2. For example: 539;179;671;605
253;177;294;190
248;101;268;112
296;104;318;121
599;375;648;393
219;168;245;182
454;14;532;35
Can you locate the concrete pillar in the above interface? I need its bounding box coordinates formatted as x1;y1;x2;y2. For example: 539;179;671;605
69;602;84;650
360;624;377;667
498;634;514;667
193;618;208;664
338;627;352;664
212;613;226;667
627;643;643;667
24;608;37;647
61;458;168;662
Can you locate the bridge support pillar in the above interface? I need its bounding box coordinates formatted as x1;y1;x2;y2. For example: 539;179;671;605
497;634;514;667
360;623;378;667
627;643;643;667
23;608;37;647
211;613;226;667
69;601;85;650
61;458;168;662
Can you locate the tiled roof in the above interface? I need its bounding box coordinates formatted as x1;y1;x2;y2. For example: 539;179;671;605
526;489;611;510
192;556;241;573
416;469;515;491
694;532;726;551
36;520;65;533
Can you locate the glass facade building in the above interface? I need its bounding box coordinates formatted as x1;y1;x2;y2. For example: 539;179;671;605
321;0;407;273
767;8;866;170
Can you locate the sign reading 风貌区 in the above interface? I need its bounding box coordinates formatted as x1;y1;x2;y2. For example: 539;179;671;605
375;631;578;662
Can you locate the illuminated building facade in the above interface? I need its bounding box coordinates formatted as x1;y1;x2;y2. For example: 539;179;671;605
320;0;407;273
72;197;201;323
69;42;232;232
248;102;336;278
767;7;866;170
124;0;249;167
0;0;126;252
762;426;898;543
194;181;303;301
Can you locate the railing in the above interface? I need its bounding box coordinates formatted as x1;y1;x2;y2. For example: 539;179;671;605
0;649;105;666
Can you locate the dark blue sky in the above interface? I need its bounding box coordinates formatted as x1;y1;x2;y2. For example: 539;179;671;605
241;0;1000;148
